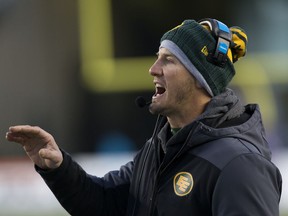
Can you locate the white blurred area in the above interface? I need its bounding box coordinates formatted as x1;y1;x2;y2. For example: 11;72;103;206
0;152;134;216
0;151;287;216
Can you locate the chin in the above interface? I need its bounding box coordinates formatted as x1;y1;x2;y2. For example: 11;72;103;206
149;102;165;115
148;104;157;115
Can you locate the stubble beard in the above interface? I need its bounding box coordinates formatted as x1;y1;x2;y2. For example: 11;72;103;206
149;86;192;116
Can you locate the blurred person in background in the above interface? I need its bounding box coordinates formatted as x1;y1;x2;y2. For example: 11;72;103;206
6;18;282;216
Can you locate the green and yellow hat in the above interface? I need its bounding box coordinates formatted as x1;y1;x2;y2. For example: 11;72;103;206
160;19;248;96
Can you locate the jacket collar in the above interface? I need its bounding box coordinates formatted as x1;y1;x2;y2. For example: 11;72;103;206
154;89;271;159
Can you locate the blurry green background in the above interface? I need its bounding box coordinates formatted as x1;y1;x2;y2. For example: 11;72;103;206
0;0;287;215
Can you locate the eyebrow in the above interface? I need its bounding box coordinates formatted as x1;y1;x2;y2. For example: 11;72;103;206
156;51;176;59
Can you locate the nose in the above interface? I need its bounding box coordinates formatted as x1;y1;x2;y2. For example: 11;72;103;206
149;60;162;76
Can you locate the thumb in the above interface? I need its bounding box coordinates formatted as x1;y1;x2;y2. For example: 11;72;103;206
39;148;53;160
39;148;62;169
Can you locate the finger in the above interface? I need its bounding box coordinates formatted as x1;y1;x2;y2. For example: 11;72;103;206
8;125;44;138
6;132;26;144
8;125;31;132
9;125;39;134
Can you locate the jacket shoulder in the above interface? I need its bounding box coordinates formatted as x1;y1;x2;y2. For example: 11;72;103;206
191;137;261;170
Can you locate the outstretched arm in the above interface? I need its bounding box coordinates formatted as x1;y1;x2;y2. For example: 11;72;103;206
6;125;63;170
6;125;133;216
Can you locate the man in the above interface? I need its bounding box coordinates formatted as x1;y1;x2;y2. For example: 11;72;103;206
6;18;282;215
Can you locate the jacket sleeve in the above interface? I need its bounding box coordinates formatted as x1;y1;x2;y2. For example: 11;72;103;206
212;153;282;216
36;150;133;216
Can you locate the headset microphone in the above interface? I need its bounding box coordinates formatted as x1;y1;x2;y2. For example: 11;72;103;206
135;96;151;108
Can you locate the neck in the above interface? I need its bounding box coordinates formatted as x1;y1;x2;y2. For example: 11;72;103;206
167;110;201;128
168;93;211;128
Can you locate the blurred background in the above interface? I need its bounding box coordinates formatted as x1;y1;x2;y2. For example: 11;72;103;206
0;0;287;215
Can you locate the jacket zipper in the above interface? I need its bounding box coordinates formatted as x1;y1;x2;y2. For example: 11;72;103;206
148;127;195;215
131;115;163;216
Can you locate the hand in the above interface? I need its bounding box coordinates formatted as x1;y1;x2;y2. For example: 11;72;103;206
6;125;63;170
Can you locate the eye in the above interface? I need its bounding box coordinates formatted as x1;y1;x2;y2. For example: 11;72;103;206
164;56;175;64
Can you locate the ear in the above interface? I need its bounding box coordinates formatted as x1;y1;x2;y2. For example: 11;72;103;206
195;80;212;98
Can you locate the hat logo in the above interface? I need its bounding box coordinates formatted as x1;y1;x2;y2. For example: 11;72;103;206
173;172;194;196
201;46;209;56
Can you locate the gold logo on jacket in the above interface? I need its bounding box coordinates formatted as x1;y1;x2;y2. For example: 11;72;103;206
174;172;193;196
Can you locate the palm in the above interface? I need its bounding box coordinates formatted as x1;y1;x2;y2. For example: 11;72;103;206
6;125;63;169
22;135;53;168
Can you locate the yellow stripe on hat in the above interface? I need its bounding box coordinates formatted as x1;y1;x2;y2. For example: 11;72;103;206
229;26;248;63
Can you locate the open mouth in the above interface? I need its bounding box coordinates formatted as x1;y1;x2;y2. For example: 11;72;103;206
154;85;166;97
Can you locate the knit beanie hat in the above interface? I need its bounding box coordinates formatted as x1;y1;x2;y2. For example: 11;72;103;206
160;19;248;96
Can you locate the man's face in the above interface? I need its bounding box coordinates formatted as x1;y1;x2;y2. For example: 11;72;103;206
149;48;196;116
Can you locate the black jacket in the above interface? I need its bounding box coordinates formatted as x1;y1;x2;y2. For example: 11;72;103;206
37;90;282;215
